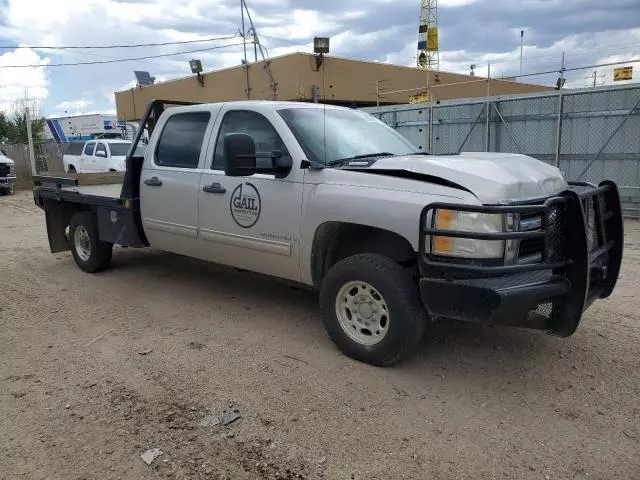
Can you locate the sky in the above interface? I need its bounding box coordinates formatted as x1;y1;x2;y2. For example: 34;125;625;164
0;0;639;118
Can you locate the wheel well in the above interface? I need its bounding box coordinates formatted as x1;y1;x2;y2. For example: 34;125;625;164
311;222;416;288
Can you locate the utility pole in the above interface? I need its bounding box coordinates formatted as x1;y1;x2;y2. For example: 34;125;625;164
519;30;524;75
556;52;566;90
241;0;250;99
241;0;247;66
24;94;37;175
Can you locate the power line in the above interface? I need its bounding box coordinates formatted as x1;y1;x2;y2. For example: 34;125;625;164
471;40;640;69
0;35;239;50
0;42;247;68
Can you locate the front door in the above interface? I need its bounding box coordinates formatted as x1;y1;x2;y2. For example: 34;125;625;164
197;108;304;282
140;110;212;255
94;142;108;171
81;141;96;172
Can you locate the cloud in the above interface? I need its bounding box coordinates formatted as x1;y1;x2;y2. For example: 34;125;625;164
0;47;50;112
0;0;638;116
55;99;93;110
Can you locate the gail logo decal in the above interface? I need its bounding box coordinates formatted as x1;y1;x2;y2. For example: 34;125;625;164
230;182;261;228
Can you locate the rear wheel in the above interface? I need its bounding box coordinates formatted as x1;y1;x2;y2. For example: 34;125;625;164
69;212;113;273
319;254;427;366
68;165;76;173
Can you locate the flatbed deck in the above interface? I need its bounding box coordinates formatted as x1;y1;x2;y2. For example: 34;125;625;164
59;183;123;199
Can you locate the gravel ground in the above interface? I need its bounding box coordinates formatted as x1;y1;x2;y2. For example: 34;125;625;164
1;190;639;480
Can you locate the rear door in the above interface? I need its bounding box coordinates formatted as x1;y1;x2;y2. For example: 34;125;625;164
139;108;216;256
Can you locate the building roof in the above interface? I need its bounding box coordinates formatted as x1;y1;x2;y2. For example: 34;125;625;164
115;52;553;121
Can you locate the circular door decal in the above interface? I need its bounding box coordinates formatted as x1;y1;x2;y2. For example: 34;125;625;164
230;182;261;228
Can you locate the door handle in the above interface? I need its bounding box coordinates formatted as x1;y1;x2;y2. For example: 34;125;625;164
203;182;226;194
144;176;162;187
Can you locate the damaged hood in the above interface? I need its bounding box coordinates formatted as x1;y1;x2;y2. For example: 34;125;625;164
360;152;568;204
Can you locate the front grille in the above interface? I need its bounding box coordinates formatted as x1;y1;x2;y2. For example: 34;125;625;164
582;198;601;252
0;164;10;177
517;204;567;264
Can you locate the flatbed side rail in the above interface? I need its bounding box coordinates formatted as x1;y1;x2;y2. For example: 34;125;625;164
33;175;78;188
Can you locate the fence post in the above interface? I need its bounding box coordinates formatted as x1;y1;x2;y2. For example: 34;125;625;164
485;63;491;152
25;106;37;175
554;91;564;167
428;104;433;154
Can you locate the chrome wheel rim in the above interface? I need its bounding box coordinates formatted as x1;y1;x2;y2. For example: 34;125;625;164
335;281;389;346
74;226;91;262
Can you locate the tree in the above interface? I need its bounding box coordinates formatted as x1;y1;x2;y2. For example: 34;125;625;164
0;111;10;144
5;111;46;144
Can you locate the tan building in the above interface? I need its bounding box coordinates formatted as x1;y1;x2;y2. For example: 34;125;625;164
115;52;553;121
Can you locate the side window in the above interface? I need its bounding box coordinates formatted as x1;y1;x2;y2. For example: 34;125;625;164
212;111;289;170
84;142;95;155
95;143;107;156
155;112;211;168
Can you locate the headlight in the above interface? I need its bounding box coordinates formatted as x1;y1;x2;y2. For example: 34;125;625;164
9;164;15;176
432;209;505;259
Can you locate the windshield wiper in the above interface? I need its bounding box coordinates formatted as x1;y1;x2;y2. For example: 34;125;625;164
326;152;395;167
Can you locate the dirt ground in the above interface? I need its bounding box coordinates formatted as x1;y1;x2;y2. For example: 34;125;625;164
1;190;639;480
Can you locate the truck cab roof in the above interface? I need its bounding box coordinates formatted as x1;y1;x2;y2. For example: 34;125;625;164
165;100;351;114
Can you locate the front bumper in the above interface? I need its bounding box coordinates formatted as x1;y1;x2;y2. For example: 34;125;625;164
0;176;16;187
418;181;624;336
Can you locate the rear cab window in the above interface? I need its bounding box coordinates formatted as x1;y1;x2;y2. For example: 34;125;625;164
155;111;211;169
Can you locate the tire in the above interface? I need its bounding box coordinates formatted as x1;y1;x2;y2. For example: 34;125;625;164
319;254;427;366
68;165;76;173
69;212;113;273
7;185;14;195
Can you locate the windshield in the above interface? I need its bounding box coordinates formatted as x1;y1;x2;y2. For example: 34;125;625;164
109;143;145;157
279;108;419;166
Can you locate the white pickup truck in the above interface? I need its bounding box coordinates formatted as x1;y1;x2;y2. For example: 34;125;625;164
33;100;624;366
63;139;145;173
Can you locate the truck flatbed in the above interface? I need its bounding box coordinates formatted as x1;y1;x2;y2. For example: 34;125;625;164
59;183;123;198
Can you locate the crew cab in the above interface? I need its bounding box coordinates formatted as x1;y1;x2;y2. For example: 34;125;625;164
33;100;624;366
63;139;144;173
0;148;17;195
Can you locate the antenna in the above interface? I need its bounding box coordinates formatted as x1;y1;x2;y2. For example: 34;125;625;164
241;0;278;99
313;37;330;165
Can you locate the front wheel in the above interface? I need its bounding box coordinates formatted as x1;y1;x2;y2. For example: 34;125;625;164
69;212;113;273
319;254;427;366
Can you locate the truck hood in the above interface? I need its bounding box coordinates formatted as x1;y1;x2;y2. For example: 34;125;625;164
357;153;567;204
0;156;15;165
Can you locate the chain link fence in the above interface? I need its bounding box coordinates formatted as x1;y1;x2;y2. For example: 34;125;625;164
363;84;640;215
1;142;71;189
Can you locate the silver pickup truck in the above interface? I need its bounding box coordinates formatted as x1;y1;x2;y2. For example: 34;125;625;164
0;148;17;195
33;100;624;366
